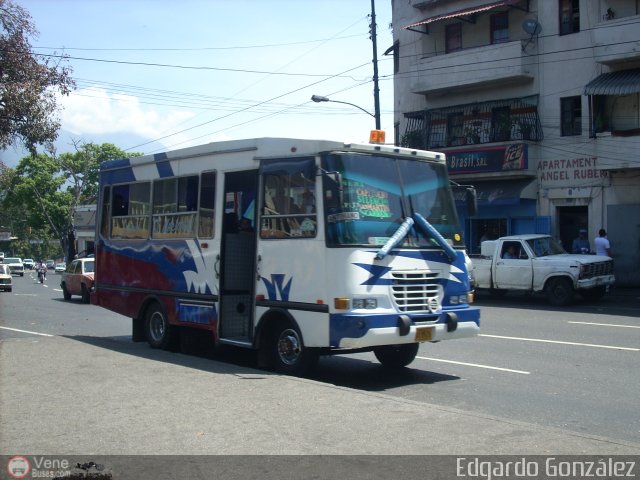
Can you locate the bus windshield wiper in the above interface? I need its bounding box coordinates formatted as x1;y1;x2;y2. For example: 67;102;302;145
412;213;457;262
375;217;414;260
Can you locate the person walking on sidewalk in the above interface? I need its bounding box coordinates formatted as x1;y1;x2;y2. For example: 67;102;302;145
594;228;612;257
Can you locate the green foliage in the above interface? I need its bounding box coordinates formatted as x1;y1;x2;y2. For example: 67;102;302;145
0;142;140;257
0;0;75;155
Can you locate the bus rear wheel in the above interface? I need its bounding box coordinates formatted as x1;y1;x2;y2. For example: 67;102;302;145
145;303;174;350
271;320;318;376
374;343;419;368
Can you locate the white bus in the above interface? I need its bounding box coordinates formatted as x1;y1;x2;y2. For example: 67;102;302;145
93;137;479;374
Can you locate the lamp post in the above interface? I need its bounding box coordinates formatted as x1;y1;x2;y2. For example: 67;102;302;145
311;95;376;119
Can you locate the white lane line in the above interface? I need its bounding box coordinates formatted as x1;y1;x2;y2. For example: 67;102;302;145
0;326;54;337
416;356;530;375
568;321;640;329
479;334;639;351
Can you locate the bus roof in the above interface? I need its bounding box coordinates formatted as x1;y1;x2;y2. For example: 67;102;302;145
100;137;446;174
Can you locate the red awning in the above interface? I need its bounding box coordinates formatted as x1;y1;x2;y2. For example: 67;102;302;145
405;0;521;29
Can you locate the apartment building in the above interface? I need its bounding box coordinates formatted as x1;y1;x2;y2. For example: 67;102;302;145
391;0;640;285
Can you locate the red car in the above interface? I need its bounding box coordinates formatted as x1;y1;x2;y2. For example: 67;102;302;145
60;258;95;303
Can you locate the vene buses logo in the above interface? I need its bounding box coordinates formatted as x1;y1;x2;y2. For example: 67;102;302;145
7;456;30;479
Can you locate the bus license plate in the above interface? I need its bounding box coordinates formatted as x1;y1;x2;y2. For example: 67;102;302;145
415;327;433;342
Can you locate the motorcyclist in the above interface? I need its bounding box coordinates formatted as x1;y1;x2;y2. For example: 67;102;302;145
37;260;47;282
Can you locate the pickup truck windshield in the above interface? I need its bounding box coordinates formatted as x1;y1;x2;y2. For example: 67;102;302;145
526;236;566;257
322;152;463;248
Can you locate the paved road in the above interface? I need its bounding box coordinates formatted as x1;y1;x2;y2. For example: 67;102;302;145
1;272;639;457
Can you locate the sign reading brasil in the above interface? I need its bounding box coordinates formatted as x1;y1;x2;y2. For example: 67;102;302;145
446;144;528;174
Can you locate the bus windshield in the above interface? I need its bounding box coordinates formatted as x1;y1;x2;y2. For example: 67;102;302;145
322;152;464;248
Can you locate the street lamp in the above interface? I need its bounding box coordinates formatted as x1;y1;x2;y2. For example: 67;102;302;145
311;95;376;121
311;95;385;144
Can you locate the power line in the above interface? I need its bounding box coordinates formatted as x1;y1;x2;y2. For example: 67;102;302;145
32;33;365;52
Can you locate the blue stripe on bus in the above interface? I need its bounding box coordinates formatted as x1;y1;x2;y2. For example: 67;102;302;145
154;152;174;178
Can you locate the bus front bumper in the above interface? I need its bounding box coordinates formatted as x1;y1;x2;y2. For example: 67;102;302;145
331;308;480;349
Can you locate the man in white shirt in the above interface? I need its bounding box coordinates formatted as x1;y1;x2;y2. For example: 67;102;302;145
594;229;611;256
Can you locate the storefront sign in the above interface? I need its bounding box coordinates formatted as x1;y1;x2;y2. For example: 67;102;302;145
537;156;608;186
446;144;528;174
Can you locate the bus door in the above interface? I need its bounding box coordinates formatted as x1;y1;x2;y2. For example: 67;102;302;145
218;170;258;343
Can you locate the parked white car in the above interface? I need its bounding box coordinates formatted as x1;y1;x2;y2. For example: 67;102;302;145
0;264;12;292
2;257;24;276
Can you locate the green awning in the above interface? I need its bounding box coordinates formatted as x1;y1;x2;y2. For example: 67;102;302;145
584;69;640;96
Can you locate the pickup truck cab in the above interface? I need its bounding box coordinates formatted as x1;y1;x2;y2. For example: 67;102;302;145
472;234;615;305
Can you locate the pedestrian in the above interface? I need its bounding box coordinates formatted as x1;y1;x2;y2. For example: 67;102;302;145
571;228;591;254
594;228;611;256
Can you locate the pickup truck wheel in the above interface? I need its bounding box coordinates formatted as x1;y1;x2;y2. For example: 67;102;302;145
374;343;419;368
545;278;574;306
581;286;606;303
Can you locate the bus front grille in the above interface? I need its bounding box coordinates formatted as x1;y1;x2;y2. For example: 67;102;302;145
391;271;440;313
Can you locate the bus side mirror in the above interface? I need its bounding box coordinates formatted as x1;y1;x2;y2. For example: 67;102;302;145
466;187;477;217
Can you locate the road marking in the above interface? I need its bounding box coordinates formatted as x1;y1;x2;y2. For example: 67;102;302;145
0;326;53;337
568;321;640;329
13;293;37;296
416;356;530;374
479;334;639;351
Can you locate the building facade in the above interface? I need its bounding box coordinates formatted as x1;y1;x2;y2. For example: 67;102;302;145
392;0;640;285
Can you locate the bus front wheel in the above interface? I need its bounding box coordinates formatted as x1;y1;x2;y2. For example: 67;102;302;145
271;320;318;376
145;303;174;350
374;343;419;368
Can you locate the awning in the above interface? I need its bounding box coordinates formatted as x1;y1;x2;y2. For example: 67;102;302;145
584;69;640;96
455;178;535;207
405;0;521;29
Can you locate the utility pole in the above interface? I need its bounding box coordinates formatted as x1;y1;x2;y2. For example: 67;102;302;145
370;0;382;130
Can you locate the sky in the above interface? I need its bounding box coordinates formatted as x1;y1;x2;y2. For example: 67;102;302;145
4;0;394;166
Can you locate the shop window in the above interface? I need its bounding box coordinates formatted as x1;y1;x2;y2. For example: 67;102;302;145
559;0;580;35
490;12;509;44
445;23;462;53
561;96;582;136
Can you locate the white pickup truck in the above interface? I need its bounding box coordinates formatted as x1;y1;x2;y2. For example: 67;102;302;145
472;234;615;305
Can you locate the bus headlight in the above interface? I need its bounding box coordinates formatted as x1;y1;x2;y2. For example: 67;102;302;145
352;298;378;309
449;292;473;305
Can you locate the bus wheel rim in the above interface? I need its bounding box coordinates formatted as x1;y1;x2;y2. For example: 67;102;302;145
150;312;165;341
277;328;301;366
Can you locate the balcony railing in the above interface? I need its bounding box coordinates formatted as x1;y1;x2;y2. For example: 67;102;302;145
402;96;543;150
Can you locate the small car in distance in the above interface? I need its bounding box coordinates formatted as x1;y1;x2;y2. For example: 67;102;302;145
2;257;24;276
46;259;55;270
23;258;35;270
0;264;12;292
60;258;95;303
55;262;66;274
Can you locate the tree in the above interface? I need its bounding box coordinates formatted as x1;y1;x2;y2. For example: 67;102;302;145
0;0;74;155
2;143;140;259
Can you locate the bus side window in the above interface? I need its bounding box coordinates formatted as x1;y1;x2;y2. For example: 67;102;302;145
199;171;216;238
260;160;316;239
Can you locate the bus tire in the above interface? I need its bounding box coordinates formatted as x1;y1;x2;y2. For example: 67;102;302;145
374;343;419;368
545;277;574;306
145;302;174;350
271;320;318;376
